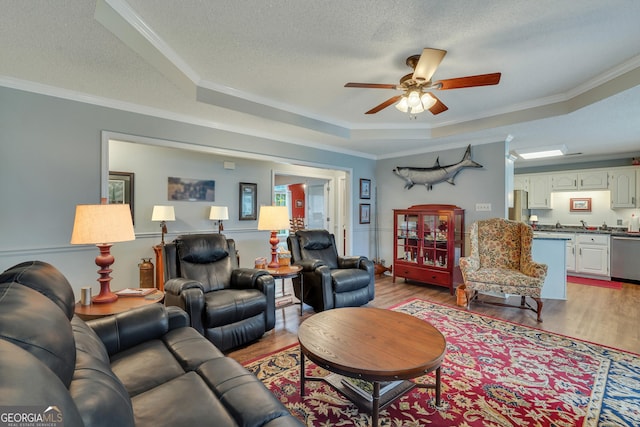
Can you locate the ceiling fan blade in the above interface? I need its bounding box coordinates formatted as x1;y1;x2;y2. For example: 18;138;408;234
412;48;447;82
365;95;402;114
428;94;448;115
345;82;398;89
436;72;501;90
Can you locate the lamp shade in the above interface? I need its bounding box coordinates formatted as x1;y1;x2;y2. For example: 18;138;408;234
257;206;290;231
529;215;539;222
209;206;229;220
70;204;135;244
151;205;175;221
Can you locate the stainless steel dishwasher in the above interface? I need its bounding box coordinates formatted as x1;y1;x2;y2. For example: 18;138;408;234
611;236;640;282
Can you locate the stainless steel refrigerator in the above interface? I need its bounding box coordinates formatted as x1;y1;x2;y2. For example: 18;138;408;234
508;190;529;222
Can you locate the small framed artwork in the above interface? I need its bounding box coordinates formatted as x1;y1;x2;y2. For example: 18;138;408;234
108;171;134;223
239;182;257;220
359;179;371;199
168;177;215;201
295;199;303;208
570;198;591;212
359;203;371;224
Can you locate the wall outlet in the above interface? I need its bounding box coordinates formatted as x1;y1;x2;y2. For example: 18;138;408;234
475;203;492;211
617;219;623;226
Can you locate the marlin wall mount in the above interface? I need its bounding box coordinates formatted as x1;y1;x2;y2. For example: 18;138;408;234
392;145;482;190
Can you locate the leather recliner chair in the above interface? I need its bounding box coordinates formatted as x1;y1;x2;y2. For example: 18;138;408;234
287;229;375;312
163;233;276;351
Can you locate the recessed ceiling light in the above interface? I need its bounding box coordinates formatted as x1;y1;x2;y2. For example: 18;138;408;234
515;145;567;160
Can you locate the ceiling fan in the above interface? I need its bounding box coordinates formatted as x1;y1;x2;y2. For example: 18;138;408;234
344;48;501;115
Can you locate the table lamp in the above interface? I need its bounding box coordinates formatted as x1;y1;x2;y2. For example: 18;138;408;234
257;206;290;268
529;215;539;229
70;203;135;303
152;205;175;244
209;206;229;233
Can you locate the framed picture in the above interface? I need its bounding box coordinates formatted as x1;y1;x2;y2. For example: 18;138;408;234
239;182;257;220
295;199;303;208
167;177;215;201
359;203;371;224
108;171;134;223
359;178;371;199
570;198;591;212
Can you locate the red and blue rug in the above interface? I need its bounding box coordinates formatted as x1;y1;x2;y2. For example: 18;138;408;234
244;298;640;426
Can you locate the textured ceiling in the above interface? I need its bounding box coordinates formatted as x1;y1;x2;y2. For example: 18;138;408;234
1;0;640;165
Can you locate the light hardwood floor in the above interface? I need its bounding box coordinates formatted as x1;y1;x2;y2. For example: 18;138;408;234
227;275;640;363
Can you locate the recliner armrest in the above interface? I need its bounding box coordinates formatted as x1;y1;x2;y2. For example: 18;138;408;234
230;268;273;290
295;258;326;271
87;304;170;356
337;255;363;269
164;277;204;296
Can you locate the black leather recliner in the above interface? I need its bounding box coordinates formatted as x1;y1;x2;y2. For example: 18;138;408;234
163;233;276;351
287;229;375;311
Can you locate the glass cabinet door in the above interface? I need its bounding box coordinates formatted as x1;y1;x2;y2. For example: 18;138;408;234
396;213;419;263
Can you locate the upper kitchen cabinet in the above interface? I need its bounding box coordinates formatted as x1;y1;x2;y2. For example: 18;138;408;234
514;175;529;191
528;174;552;209
610;167;637;208
551;171;608;191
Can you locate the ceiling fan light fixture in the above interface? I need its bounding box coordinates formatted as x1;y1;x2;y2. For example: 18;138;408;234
410;103;425;114
407;90;422;108
395;96;409;113
421;92;436;109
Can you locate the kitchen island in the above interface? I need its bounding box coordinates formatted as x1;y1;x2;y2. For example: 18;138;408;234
532;235;568;300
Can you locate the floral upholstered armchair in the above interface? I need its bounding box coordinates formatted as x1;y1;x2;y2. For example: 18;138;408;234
459;218;548;322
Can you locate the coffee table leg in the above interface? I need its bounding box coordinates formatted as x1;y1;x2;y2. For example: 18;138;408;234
372;381;380;427
435;366;441;407
300;350;306;397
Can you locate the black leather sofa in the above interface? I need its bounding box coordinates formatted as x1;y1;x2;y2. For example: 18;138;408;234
287;229;375;311
163;233;276;352
0;261;303;427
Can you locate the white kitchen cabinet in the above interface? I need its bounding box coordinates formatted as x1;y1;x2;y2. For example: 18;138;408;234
551;172;578;191
578;171;608;190
576;234;609;276
514;175;529;191
551;171;608;191
558;233;576;272
610;168;637;208
528;174;552;208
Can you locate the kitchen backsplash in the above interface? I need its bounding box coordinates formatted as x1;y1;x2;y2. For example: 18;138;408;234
531;190;639;229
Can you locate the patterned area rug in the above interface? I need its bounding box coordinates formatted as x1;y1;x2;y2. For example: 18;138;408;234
244;298;640;426
567;275;623;289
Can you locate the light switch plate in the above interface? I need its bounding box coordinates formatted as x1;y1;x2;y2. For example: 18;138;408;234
475;203;492;211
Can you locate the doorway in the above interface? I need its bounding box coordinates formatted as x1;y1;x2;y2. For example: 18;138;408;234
274;169;348;255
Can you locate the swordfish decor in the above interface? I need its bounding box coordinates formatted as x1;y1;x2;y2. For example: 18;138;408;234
392;144;482;190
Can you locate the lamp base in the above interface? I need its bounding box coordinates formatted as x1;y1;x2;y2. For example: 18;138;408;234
92;289;118;304
92;243;119;304
267;230;280;269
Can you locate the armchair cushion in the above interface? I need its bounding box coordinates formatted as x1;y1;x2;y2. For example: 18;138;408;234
204;288;266;327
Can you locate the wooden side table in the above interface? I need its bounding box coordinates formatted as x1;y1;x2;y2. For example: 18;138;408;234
266;265;303;315
74;290;164;321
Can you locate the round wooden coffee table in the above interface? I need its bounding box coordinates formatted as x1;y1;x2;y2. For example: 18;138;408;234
298;307;446;427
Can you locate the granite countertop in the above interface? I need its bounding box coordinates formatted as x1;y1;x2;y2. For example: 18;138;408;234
534;226;640;238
